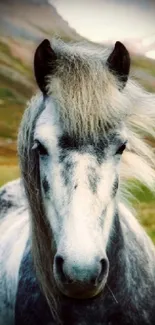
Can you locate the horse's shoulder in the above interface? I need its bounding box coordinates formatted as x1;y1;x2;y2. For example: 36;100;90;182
0;179;27;220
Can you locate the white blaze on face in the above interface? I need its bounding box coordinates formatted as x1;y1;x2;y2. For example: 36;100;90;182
42;150;117;265
34;99;120;264
58;153;116;261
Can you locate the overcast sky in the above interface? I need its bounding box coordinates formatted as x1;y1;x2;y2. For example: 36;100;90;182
49;0;155;43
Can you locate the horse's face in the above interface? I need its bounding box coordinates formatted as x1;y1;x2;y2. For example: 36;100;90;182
32;38;130;299
34;98;127;299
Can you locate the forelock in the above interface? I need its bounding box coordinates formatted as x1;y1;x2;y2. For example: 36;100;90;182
46;39;130;140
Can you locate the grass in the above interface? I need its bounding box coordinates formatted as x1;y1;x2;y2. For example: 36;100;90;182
0;140;19;186
136;202;155;243
0;102;24;139
0;165;20;187
128;182;155;243
0;39;34;141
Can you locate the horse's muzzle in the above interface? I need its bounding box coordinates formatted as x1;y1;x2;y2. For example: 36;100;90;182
53;254;109;298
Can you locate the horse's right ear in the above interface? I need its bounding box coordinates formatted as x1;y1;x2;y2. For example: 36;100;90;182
34;39;57;94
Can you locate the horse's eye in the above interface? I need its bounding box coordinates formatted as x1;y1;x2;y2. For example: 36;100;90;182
115;142;127;155
32;141;48;156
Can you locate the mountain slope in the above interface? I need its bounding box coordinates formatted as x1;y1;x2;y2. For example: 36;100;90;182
0;1;81;42
0;0;82;177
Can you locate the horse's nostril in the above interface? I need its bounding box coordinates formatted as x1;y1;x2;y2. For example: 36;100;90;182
98;258;108;283
55;255;73;284
56;255;64;266
55;255;66;282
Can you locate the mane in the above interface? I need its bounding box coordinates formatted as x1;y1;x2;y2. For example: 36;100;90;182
47;39;128;139
18;94;60;322
18;39;155;322
46;39;155;192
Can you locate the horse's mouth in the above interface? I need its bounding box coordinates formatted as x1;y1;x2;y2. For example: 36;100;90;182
61;289;102;299
56;281;104;299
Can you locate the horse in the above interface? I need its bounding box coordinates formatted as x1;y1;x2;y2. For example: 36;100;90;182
0;38;155;325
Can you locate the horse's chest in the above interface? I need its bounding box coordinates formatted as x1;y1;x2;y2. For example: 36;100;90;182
15;248;154;325
15;256;120;325
60;301;128;325
15;272;124;325
15;247;108;325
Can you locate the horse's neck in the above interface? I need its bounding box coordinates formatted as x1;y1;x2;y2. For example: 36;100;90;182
118;202;155;261
108;202;155;291
104;202;155;323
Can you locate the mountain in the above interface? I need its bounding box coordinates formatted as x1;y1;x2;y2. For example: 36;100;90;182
0;1;81;42
2;0;49;3
0;0;82;158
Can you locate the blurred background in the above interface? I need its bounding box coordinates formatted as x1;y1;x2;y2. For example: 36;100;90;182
0;0;155;241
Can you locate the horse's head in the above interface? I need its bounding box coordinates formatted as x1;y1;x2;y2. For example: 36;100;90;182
19;39;130;302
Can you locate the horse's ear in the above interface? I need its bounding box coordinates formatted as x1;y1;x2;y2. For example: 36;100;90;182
34;39;57;94
107;41;130;89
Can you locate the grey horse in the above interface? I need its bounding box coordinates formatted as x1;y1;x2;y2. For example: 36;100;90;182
0;38;155;325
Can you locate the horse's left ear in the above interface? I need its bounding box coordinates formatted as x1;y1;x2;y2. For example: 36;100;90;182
107;41;130;89
34;39;57;94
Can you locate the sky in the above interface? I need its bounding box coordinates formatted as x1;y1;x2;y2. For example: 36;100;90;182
49;0;155;43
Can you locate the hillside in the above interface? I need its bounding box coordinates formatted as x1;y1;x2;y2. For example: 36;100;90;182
0;1;81;43
0;0;82;179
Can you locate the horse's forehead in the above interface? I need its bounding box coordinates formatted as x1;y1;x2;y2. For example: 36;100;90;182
35;98;125;156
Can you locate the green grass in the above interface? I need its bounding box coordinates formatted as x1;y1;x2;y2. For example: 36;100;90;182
121;181;155;243
0;88;18;100
0;102;24;139
136;202;155;243
0;165;20;187
0;39;35;140
128;181;155;203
